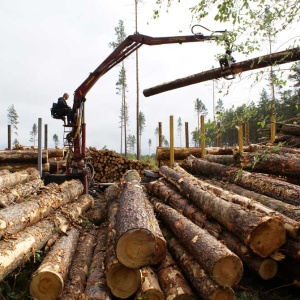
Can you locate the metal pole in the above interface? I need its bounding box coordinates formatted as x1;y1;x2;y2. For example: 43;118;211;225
44;124;48;149
217;121;221;147
38;118;43;176
185;122;189;148
201;115;206;158
238;115;243;152
270;115;276;143
169;116;174;167
158;122;162;147
7;125;12;150
245;122;250;146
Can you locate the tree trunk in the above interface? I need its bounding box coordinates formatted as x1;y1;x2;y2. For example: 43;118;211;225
0;163;50;173
173;164;299;240
147;179;222;239
84;223;112;300
30;227;80;300
151;199;243;287
280;124;300;136
156;147;203;161
0;219;54;281
0;178;44;208
205;154;240;166
160;165;286;258
241;152;300;178
105;201;141;299
0;150;48;163
116;181;157;269
0;167;40;188
275;134;300;147
143;47;300;97
161;226;236;300
48;148;65;158
156;251;195;300
0;179;83;239
59;230;97;300
182;155;300;206
135;267;164;300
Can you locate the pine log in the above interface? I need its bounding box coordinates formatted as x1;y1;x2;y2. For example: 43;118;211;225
0;178;44;208
281;238;300;261
182;155;300;206
173;164;299;240
151;199;243;287
275;134;300;147
30;227;80;300
135;267;165;300
0;179;83;239
116;181;157;269
0;167;40;189
48;148;65;158
241;152;300;178
206;147;235;155
160;165;286;257
156;147;203;161
59;230;97;300
206;179;300;223
0;163;50;173
205;154;240;166
0;219;54;281
105;201;141;298
84;223;112;300
0;150;48;163
161;226;236;300
85;192;108;225
280;124;300;136
147;179;222;238
156;251;195;300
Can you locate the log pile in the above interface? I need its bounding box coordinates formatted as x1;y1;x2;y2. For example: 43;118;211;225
89;147;153;183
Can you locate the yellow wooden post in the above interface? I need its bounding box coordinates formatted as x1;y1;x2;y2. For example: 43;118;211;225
238;115;243;152
201;115;206;158
270;115;276;143
170;116;174;167
185;122;189;148
245;122;250;146
158;122;162;147
216;121;221;147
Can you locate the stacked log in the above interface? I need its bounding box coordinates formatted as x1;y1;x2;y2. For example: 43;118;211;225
89;147;152;183
275;123;300;147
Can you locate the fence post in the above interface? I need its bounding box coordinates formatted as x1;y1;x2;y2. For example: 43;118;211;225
169;116;174;167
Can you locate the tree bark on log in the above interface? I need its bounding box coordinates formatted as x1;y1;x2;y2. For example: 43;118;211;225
0;219;54;281
275;134;300;147
84;222;112;300
0;178;44;208
160;165;286;257
0;168;40;189
161;226;236;300
281;238;300;261
173;164;299;240
156;147;203;161
0;179;83;239
0;150;48;163
151;199;243;287
280;124;300;136
240;152;300;178
205;154;240;166
48;148;65;158
156;251;195;300
105;201;141;298
143;47;300;97
30;227;80;300
116;181;157;269
147;179;222;239
59;230;97;300
182;155;300;206
135;267;165;300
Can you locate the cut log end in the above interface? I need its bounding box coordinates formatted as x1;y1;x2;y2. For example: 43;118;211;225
211;287;236;300
116;228;156;268
250;218;286;258
213;255;243;287
30;271;63;300
138;290;165;300
106;263;141;298
259;259;278;280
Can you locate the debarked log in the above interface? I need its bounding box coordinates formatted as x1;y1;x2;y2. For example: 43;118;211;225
161;226;236;300
182;155;300;206
151;199;243;287
160;165;286;258
30;227;80;300
0;219;54;281
0;179;83;239
0;178;44;208
0;167;40;189
116;181;157;269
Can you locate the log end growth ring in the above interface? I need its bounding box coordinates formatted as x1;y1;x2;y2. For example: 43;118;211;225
211;287;236;300
213;255;243;287
30;271;63;300
259;259;278;280
250;218;286;258
106;264;141;298
116;228;157;269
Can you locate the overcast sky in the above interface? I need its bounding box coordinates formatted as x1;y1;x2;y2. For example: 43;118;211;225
0;0;296;154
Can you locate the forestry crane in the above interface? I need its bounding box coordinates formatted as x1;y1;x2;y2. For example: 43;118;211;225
51;28;231;193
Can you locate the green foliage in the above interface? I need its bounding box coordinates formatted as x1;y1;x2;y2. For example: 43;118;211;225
53;133;59;147
7;104;19;137
29;123;38;146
